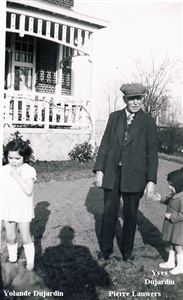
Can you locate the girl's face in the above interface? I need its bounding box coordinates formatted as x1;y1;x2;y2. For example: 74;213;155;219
8;151;24;169
168;181;176;195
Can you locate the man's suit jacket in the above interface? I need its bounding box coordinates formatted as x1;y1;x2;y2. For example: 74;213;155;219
93;108;158;193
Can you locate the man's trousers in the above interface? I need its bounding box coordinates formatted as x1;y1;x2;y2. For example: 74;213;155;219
101;166;143;260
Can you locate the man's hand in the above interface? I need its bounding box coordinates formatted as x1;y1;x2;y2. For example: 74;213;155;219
144;181;155;201
152;192;162;201
95;171;104;188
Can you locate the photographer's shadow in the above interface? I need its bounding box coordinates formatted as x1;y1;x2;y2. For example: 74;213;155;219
42;226;111;300
31;201;51;268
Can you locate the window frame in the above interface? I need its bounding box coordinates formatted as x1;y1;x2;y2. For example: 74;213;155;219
11;33;36;91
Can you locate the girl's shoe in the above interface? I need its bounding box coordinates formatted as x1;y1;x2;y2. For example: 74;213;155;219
7;243;18;263
169;254;183;275
159;250;175;269
26;263;34;271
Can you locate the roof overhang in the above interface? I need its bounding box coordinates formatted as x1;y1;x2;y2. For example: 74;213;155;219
7;0;109;31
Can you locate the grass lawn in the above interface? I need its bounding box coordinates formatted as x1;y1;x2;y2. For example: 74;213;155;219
31;159;95;183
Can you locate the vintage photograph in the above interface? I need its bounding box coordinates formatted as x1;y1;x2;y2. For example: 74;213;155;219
1;0;183;299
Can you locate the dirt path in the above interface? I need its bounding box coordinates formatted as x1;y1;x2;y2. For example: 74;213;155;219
1;159;183;300
33;177;98;255
32;158;182;254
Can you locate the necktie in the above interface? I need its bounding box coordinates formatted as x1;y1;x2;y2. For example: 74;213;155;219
124;113;135;143
126;113;135;125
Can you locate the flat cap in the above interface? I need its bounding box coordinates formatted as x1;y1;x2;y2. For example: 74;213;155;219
120;83;147;97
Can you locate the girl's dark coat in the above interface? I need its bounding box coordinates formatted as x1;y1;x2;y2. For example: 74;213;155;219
161;191;183;245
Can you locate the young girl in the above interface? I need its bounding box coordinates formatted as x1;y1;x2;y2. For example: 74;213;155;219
2;139;36;271
153;167;183;275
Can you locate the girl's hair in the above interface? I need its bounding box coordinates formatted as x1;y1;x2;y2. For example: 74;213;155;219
3;139;33;164
167;167;183;194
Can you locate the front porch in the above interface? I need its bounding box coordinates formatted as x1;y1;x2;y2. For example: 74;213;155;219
3;90;93;161
2;0;109;160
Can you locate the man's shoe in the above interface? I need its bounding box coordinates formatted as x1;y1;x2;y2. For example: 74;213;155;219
123;254;134;262
98;251;110;261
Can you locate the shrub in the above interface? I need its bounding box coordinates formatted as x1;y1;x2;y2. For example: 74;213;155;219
157;125;183;155
68;142;93;162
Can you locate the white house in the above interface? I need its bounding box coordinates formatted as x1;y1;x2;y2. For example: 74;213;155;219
2;0;109;160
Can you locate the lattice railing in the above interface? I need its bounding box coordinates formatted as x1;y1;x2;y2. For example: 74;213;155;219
3;91;91;129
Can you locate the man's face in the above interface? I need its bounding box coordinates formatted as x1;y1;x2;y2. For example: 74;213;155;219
125;95;143;113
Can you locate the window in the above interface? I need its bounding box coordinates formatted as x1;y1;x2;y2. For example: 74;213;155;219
14;34;35;91
15;35;34;64
4;32;12;89
4;33;36;91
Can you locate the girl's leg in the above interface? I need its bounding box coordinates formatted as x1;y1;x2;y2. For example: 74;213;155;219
159;243;175;269
18;222;35;271
169;244;174;251
173;245;183;255
18;222;32;244
4;221;18;262
169;245;183;275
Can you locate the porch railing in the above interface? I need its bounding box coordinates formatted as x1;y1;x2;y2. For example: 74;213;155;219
3;91;91;129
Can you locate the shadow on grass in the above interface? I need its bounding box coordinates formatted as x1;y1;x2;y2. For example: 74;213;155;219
137;210;168;261
85;186;168;261
85;186;123;254
85;186;104;249
31;201;51;268
41;226;111;300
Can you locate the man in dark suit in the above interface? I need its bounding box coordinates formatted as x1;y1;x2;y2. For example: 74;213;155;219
93;83;158;262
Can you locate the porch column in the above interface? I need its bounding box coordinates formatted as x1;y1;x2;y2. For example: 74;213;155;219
0;0;6;242
89;33;98;150
56;44;63;94
71;55;92;99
